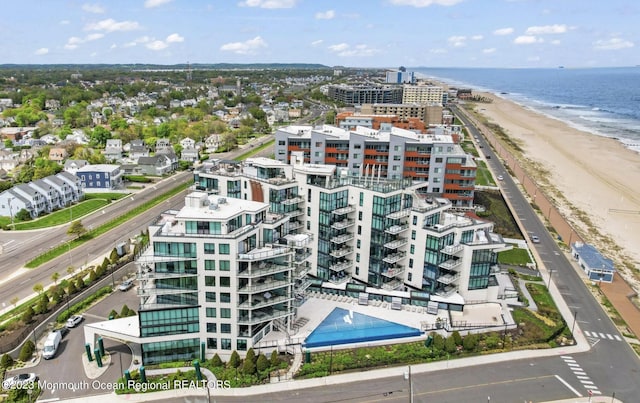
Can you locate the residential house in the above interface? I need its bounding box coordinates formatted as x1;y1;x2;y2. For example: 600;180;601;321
42;175;76;207
11;184;47;217
155;138;173;152
137;155;175;176
30;179;62;212
180;137;196;150
66;130;90;145
45;99;61;110
104;139;123;162
76;164;124;190
0;191;33;219
205;134;221;153
180;146;199;163
155;149;179;171
49;147;68;162
64;159;89;175
129;140;150;161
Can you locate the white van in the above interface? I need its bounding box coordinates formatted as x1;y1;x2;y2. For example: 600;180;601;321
42;331;62;359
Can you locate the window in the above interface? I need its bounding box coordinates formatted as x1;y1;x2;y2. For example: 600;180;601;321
353;153;359;159
204;243;215;254
358;211;362;221
219;260;231;271
393;155;401;161
356;253;360;262
408;273;412;282
220;323;231;333
205;292;216;302
435;157;443;163
206;308;216;318
432;187;440;193
357;225;362;235
207;338;217;349
359;192;364;206
205;260;215;271
237;339;247;351
219;244;230;255
221;338;231;350
357;239;361;249
205;276;216;286
413;216;418;225
220;293;231;303
411;230;416;240
315;142;323;147
307;207;311;216
206;323;217;333
434;168;440;173
409;258;414;268
278;140;285;146
220;277;230;287
220;308;231;318
410;244;415;254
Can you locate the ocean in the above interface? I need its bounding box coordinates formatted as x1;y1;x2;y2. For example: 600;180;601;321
413;67;640;152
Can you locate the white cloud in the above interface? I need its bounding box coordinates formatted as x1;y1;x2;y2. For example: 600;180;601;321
388;0;464;7
220;36;268;54
493;27;514;36
85;18;140;32
145;0;173;8
513;35;543;45
238;0;297;9
64;33;105;50
471;35;483;41
60;20;70;25
447;35;466;47
593;37;634;50
482;48;496;54
311;39;323;46
315;10;335;20
34;48;49;55
110;43;117;49
147;40;168;50
327;43;379;57
525;24;567;35
166;33;184;43
82;3;105;14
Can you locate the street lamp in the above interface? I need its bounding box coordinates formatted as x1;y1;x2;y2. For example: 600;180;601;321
547;269;555;290
571;310;578;344
7;196;14;228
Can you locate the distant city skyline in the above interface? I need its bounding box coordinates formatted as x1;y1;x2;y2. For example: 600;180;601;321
2;0;637;68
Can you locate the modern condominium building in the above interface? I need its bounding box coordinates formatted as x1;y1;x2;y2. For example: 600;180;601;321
402;84;446;105
360;103;444;126
327;84;403;105
274;125;475;208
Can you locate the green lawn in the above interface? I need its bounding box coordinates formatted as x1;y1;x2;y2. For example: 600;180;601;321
498;247;532;265
235;138;275;161
83;193;128;201
13;200;110;230
474;160;496;186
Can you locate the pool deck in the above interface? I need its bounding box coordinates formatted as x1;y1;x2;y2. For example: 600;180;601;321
258;294;510;350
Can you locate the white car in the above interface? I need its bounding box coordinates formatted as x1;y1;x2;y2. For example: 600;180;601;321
497;175;504;181
531;235;541;244
66;315;84;328
2;373;38;389
118;279;134;291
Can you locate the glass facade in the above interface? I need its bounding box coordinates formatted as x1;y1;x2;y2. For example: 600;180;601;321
142;338;200;365
139;307;200;337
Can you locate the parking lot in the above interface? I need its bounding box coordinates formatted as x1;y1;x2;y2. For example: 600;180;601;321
5;267;140;401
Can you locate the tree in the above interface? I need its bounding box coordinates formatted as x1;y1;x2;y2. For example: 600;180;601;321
432;333;445;351
110;248;119;264
18;340;35;362
88;269;97;283
67;280;77;296
75;278;85;290
245;348;256;363
16;208;32;221
22;306;34;324
109;309;119;319
121;304;134;317
51;272;60;285
33;283;43;295
270;350;280;367
256;354;269;372
35;293;49;314
463;334;479;352
444;336;457;354
242;356;256;375
67;220;86;238
228;350;241;368
210;354;224;368
10;296;19;308
0;353;14;369
452;331;462;346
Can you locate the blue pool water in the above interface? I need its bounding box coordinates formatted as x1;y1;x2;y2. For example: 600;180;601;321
303;307;422;348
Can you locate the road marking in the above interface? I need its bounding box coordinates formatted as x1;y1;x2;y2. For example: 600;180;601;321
614;335;622;341
584;331;591;337
573;371;586;376
583;385;599;390
581;380;594;385
606;334;614;340
599;332;606;338
560;355;573;359
563;359;576;363
591;391;602;395
2;240;15;246
567;363;580;367
555;375;582;397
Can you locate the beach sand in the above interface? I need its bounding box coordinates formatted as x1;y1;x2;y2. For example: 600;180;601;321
470;92;640;288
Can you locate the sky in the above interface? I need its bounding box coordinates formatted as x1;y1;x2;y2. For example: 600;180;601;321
1;0;638;68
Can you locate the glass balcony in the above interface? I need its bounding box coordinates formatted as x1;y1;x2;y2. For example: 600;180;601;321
238;279;291;293
383;251;406;264
435;285;458;298
441;243;464;255
384;238;408;249
439;258;462;270
437;273;460;285
285;209;304;218
136;269;198;280
385;224;409;235
328;275;351;285
380;267;405;278
238;294;293;309
381;279;403;290
386;209;410;219
237;263;291;278
294;250;312;262
331;219;355;230
332;205;356;215
237;308;293;325
330;247;353;258
237;246;291;261
331;233;354;244
281;196;305;205
329;260;351;272
137;286;196;297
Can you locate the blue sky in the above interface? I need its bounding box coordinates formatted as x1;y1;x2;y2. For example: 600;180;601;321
2;0;637;68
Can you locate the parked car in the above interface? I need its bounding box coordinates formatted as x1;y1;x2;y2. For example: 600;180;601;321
56;327;69;338
497;175;504;181
43;331;62;359
531;235;541;243
2;373;38;389
66;315;84;328
119;279;134;291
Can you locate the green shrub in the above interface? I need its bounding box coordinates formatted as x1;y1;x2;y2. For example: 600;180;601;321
270;350;280;367
1;353;14;369
452;331;462;346
242;357;256;375
256;354;269;372
210;354;224;368
19;340;35;362
22;306;34;324
228;351;241;368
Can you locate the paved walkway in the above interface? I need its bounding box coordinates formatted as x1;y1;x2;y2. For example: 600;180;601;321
600;276;640;337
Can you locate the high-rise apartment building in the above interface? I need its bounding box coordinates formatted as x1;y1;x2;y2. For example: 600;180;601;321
274;125;474;208
360;103;444;126
402;84;446;105
327;85;403;105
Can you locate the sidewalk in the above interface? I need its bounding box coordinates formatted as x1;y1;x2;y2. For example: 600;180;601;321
600;277;640;338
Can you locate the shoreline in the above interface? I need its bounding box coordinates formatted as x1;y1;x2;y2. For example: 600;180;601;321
462;90;640;291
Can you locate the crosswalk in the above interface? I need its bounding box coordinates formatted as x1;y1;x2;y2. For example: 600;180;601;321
583;330;622;344
561;355;601;395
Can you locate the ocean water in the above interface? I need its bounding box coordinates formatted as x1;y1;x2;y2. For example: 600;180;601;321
413;67;640;152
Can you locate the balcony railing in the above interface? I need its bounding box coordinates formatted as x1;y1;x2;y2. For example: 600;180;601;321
385;224;409;235
330;247;353;258
294;250;312;262
383;251;406;264
285;209;304;218
281;196;305;205
136;270;198;280
328;275;351;285
332;205;356;215
331;233;354;244
441;243;464;255
237;246;291;261
384;238;408;249
381;279;403;290
238;294;292;309
329;260;351;272
238;279;291;293
331;219;355;230
437;273;460;285
380;267;405;278
435;285;458;298
237;309;293;325
237;263;291;278
137;286;196;297
439;259;462;270
386;209;410;219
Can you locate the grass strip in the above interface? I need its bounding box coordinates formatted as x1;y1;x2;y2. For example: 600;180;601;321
234;139;275;161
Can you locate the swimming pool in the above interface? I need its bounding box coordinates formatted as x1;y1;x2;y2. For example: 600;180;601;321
304;307;422;348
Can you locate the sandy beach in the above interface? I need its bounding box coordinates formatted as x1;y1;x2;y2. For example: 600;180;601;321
469;92;640;287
